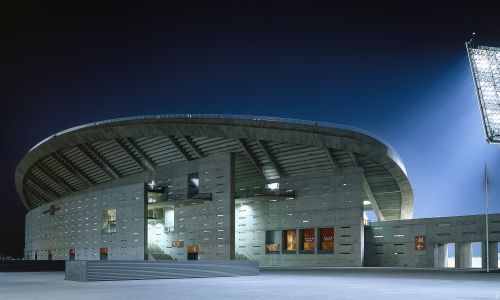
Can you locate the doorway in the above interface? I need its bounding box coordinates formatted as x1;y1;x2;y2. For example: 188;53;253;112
187;246;198;260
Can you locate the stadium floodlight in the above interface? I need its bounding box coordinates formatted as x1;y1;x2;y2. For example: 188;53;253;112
466;42;500;144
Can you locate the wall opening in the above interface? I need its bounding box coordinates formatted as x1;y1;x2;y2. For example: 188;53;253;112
471;242;482;268
101;208;117;234
446;243;455;268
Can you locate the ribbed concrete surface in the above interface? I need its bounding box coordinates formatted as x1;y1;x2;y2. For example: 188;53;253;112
66;260;259;281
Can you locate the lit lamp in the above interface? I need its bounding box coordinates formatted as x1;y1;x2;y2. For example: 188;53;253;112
466;42;500;144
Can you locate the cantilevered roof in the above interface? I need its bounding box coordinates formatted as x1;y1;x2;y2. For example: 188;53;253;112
15;114;413;220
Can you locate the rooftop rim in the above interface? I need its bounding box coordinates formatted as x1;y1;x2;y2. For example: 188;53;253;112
29;114;406;174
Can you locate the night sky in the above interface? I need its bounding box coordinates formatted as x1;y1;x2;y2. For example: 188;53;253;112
2;1;500;257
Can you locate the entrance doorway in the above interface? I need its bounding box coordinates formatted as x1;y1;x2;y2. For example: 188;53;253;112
100;247;108;260
187;246;198;260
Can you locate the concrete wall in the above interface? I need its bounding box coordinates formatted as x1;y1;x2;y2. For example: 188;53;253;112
365;214;500;268
25;182;147;260
25;153;236;262
152;153;235;260
235;168;365;267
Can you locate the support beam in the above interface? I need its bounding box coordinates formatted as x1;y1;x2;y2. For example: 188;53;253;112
125;138;157;171
363;177;384;221
256;140;283;178
25;173;58;200
167;135;192;161
181;136;205;158
237;138;265;178
114;139;154;172
52;151;94;187
348;151;358;167
324;148;340;169
77;144;120;180
35;162;75;194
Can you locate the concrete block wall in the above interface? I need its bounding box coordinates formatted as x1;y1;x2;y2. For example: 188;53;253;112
156;153;235;260
25;182;146;260
235;168;365;267
364;213;500;268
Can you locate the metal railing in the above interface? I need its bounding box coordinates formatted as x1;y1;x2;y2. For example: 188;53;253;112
235;189;295;199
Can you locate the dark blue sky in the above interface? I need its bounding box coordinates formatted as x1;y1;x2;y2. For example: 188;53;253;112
2;1;500;256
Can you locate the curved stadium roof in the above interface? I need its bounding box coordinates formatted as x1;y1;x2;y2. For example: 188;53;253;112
15;114;413;220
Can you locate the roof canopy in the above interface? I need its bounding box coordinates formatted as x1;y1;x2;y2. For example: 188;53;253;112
15;115;413;220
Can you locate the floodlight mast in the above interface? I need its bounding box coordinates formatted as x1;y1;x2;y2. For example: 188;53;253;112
466;41;500;144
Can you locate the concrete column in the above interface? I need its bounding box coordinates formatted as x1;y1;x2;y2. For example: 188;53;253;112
229;153;235;260
433;243;447;268
455;242;472;269
482;241;498;269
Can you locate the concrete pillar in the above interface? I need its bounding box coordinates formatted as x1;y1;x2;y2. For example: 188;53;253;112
482;241;498;269
433;243;447;268
455;242;472;269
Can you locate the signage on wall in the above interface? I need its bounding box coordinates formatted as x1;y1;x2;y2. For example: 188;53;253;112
414;235;426;251
42;205;60;216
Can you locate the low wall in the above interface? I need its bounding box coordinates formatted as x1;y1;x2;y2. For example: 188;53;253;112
65;260;259;281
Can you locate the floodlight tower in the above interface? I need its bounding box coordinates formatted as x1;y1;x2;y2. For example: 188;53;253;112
466;41;500;273
466;42;500;144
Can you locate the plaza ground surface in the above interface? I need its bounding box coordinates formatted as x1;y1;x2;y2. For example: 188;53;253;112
1;267;499;300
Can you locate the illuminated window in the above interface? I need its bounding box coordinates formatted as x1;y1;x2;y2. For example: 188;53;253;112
300;229;315;253
265;230;281;254
282;229;297;253
101;209;116;234
318;228;334;253
266;182;279;190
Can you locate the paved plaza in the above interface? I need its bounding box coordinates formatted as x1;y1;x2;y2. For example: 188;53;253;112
1;268;499;300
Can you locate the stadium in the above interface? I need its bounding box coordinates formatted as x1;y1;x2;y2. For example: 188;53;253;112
16;114;499;269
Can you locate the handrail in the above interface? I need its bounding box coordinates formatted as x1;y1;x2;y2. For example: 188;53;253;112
235;189;295;199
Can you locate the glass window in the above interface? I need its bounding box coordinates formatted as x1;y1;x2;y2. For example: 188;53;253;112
101;209;117;234
265;230;281;254
282;229;297;253
300;229;315;253
318;228;334;253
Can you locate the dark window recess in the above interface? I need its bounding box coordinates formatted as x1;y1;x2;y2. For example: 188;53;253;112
340;226;351;229
340;234;351;237
394;243;404;246
462;222;476;225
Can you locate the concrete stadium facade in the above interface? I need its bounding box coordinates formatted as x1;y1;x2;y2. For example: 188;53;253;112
16;115;499;268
